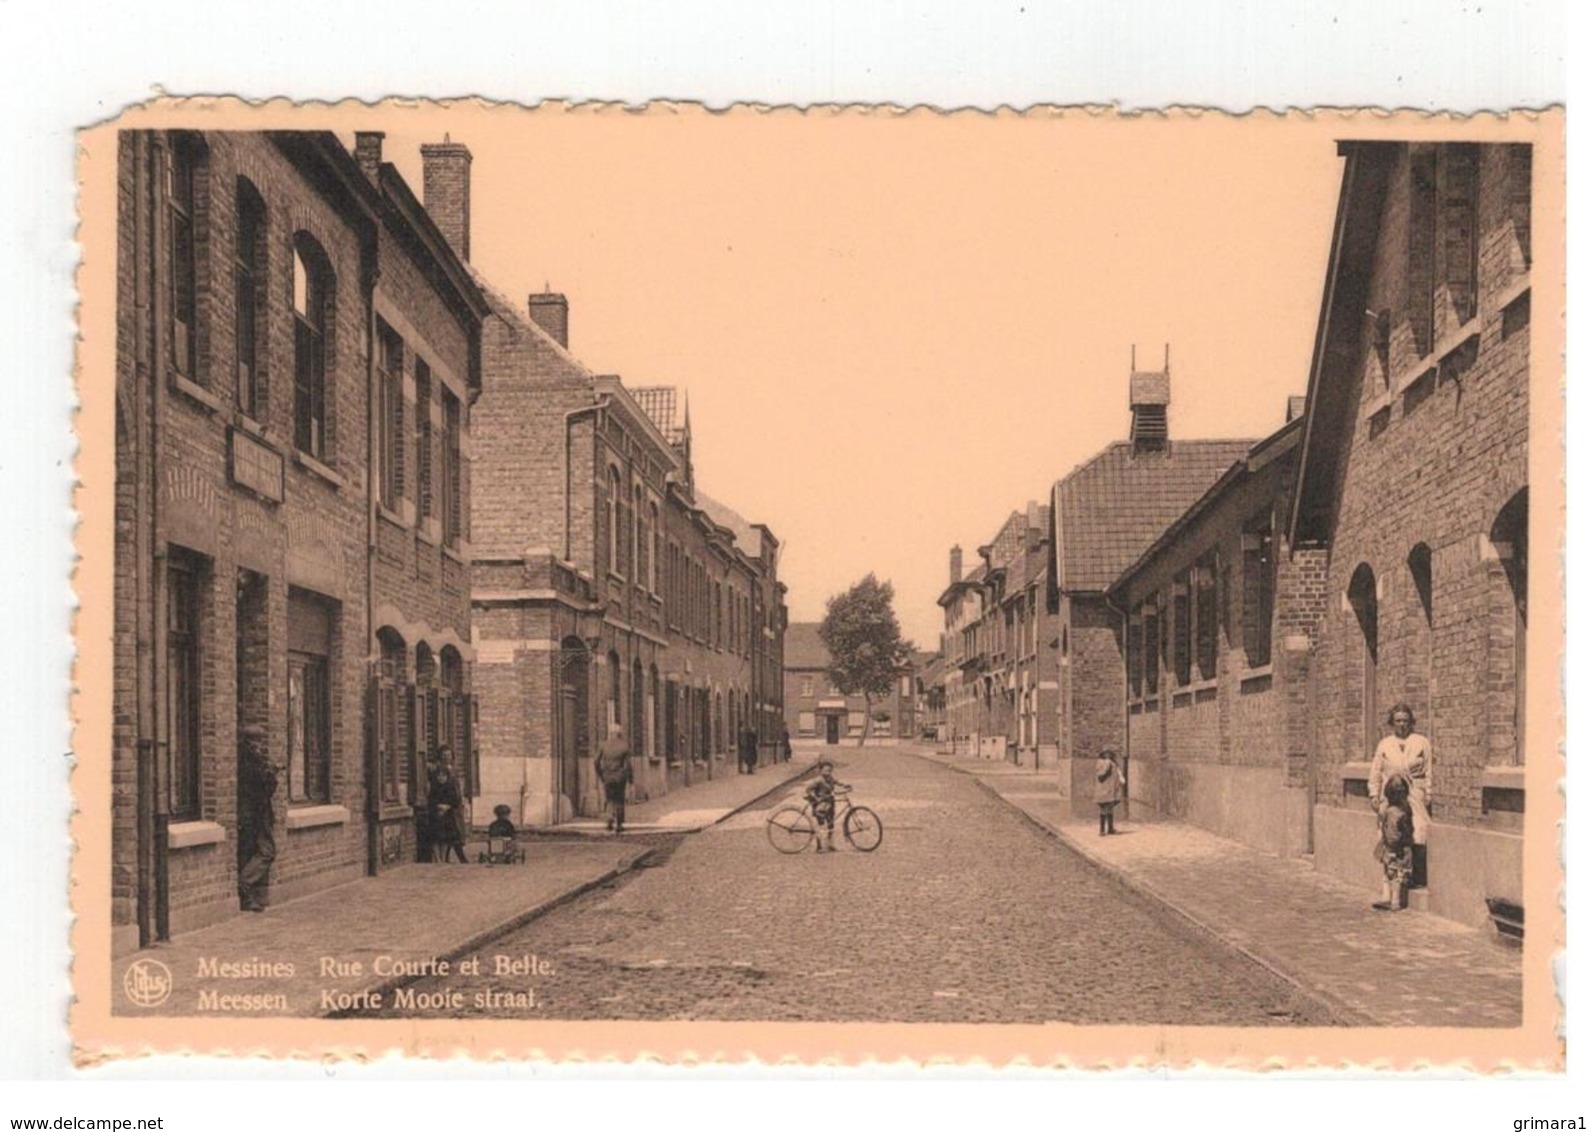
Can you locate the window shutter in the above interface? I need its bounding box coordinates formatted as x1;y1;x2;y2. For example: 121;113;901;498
366;677;381;817
463;693;480;797
406;683;423;803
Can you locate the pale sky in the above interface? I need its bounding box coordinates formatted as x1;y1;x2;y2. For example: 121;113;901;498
375;108;1346;649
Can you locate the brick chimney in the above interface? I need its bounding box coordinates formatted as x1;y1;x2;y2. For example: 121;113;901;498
420;137;472;262
949;545;964;586
528;292;569;349
354;131;384;183
1128;344;1171;454
1286;394;1307;422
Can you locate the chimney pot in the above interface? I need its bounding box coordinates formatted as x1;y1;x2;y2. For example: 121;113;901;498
528;292;570;349
1129;358;1172;453
949;545;964;587
420;140;473;262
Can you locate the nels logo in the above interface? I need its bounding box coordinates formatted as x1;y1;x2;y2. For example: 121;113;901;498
122;958;173;1007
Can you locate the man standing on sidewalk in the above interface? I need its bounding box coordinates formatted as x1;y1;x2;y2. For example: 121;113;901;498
595;724;633;833
237;727;278;912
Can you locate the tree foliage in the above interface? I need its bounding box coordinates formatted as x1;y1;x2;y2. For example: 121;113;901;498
819;575;911;743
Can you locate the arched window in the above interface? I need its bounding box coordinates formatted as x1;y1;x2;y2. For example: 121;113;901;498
415;642;437;758
165;133;205;384
633;486;647;587
292;233;334;459
607;650;622;735
650;502;662;595
235;178;266;416
1492;489;1529;765
1348;564;1379;760
630;658;645;758
606;468;621;576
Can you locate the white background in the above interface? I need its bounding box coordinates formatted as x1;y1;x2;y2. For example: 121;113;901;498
0;0;1579;1119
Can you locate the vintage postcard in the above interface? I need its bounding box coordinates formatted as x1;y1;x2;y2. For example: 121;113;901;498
71;99;1564;1068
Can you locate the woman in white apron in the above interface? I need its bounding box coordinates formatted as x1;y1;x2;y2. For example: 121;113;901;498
1369;703;1433;888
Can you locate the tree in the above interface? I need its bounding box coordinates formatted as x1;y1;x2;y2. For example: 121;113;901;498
819;574;912;746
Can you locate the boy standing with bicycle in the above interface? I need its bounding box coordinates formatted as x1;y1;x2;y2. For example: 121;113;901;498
805;760;845;853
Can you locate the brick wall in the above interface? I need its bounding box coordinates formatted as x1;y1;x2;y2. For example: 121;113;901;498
1308;143;1531;834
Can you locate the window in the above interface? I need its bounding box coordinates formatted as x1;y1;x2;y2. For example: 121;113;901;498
375;629;407;805
1370;309;1391;392
651;503;662;594
1347;564;1379;762
634;487;647;586
1141;599;1161;696
415;360;433;522
1407;147;1438;359
292;235;332;459
1507;144;1532;274
1492;490;1529;765
1172;576;1192;687
377;322;404;511
166;551;205;820
798;711;815;736
606;468;621;575
441;389;463;545
1126;613;1143;700
287;654;330;804
166;136;201;383
286;589;334;804
1440;144;1480;326
607;651;622;734
234;179;265;415
801;675;815;698
1241;511;1275;668
1195;553;1218;681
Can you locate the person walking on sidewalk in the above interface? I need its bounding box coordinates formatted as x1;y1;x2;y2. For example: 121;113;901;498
1371;774;1415;911
237;727;279;912
428;755;469;863
1094;748;1125;836
1369;704;1433;888
738;725;759;774
780;727;793;763
595;724;634;833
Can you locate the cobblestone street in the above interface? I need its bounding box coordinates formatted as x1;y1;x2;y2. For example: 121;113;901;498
376;747;1336;1024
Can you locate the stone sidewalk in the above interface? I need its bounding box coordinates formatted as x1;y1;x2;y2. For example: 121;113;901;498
917;750;1523;1028
116;759;811;1018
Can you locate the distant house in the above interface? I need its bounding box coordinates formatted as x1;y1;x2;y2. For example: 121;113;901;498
1290;141;1532;927
783;623;917;745
936;504;1062;767
1050;366;1253;813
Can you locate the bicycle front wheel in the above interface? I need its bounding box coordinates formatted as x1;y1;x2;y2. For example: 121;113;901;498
766;806;816;854
843;805;883;852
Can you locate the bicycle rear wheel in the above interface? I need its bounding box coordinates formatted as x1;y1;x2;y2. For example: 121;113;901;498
843;805;883;852
766;806;816;854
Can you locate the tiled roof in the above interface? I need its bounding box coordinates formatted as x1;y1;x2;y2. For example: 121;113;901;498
1053;439;1253;592
696;491;765;559
784;622;830;670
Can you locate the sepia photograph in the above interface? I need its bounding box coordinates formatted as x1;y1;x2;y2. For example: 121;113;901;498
69;99;1562;1068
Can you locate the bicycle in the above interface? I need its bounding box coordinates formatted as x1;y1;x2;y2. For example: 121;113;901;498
766;783;883;853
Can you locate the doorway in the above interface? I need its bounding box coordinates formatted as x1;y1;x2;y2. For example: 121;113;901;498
558;638;589;816
825;714;841;745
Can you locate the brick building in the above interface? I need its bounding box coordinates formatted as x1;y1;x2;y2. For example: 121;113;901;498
937;547;984;756
936;505;1062;767
783;623;917;746
1050;367;1252;814
1108;405;1328;855
462;157;785;826
113;130;485;953
1289;141;1533;927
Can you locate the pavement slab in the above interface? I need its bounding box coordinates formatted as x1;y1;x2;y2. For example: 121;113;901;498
921;750;1523;1028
